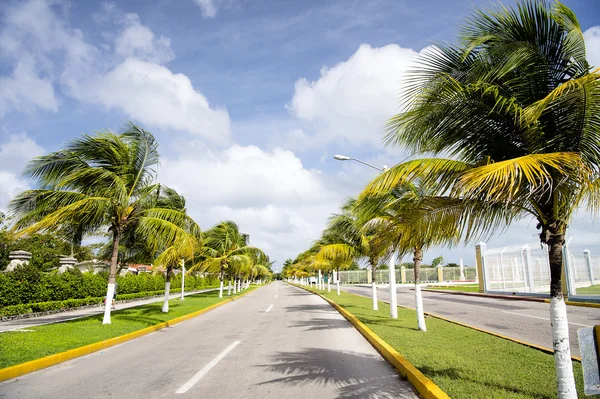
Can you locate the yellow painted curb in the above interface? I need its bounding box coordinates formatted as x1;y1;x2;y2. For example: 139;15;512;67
544;299;600;309
291;284;450;399
0;287;258;383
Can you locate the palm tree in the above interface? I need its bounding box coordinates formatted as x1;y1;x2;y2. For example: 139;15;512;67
317;198;388;310
359;182;465;329
9;124;196;324
154;230;201;312
315;229;356;295
190;221;267;298
364;2;599;396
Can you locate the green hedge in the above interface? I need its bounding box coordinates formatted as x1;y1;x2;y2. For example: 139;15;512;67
0;286;220;318
0;264;220;308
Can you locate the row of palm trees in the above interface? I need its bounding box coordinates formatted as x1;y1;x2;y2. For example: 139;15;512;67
8;124;272;323
290;1;599;398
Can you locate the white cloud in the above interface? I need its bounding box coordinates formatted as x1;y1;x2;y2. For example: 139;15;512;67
0;134;45;212
159;143;346;264
67;58;231;144
0;0;231;143
0;57;58;116
194;0;217;18
288;43;420;148
584;26;600;69
115;14;174;64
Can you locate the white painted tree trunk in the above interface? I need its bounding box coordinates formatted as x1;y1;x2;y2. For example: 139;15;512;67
327;276;331;292
550;297;577;398
102;283;115;324
233;280;237;294
219;280;223;298
180;262;185;301
389;254;398;319
318;270;322;290
162;282;171;313
337;280;340;295
415;284;426;331
371;282;378;310
228;281;232;295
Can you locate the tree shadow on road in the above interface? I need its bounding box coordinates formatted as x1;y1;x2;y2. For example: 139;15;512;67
289;317;352;331
256;348;416;398
285;304;334;313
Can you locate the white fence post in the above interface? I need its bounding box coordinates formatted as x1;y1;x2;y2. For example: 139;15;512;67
584;249;594;285
475;242;487;293
521;245;535;293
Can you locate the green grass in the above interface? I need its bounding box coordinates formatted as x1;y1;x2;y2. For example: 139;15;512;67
0;288;254;368
576;284;600;295
305;286;595;399
427;284;480;293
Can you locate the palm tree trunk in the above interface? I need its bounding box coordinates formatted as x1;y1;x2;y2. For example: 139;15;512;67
414;247;426;332
371;264;378;311
337;267;341;295
102;229;121;325
547;229;577;398
219;265;224;298
227;278;232;295
162;266;172;313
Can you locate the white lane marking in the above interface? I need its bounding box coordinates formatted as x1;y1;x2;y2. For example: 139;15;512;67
502;311;592;327
266;304;273;313
176;340;241;394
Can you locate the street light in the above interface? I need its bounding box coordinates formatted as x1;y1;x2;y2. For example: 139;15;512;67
333;153;397;318
333;154;387;172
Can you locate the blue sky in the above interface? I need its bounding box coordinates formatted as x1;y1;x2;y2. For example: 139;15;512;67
1;0;599;268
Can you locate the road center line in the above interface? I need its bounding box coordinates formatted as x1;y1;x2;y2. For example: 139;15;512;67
501;311;592;327
176;340;241;394
266;304;273;313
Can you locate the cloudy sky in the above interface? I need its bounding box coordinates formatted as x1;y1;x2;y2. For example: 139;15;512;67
1;0;599;269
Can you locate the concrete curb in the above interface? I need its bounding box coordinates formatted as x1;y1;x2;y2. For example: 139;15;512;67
422;288;600;308
291;283;450;399
0;287;259;383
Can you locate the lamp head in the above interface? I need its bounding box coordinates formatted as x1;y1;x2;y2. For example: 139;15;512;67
333;154;351;161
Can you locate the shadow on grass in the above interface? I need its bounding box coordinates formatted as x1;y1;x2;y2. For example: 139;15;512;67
289;317;352;332
418;365;553;399
257;348;416;399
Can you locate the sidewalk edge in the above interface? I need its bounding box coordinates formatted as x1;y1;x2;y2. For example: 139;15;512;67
292;283;450;399
0;287;257;383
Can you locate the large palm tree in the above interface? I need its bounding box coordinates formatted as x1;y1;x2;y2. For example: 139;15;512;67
364;1;599;396
190;221;267;298
9;124;196;324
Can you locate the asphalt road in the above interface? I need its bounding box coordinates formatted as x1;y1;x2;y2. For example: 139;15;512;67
0;282;417;399
340;284;600;357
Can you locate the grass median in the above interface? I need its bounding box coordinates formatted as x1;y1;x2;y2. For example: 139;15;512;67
0;288;255;369
302;285;593;399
